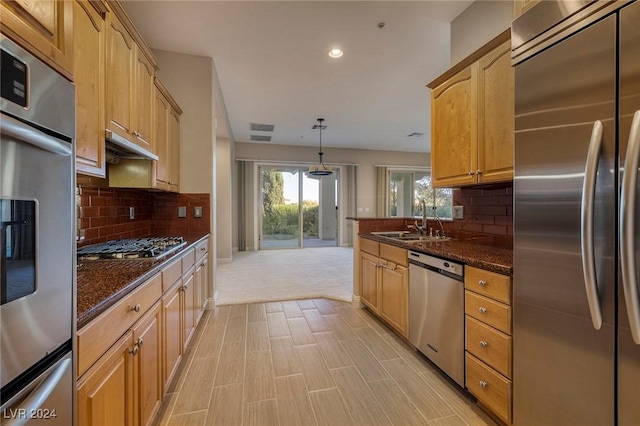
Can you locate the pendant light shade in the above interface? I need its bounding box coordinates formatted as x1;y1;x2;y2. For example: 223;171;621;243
309;118;333;176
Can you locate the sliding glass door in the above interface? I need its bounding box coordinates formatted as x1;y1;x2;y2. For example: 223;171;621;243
260;166;337;249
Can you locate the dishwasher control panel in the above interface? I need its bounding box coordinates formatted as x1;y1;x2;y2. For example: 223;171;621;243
408;251;464;277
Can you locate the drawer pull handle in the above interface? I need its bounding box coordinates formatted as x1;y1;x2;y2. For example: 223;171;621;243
479;380;488;388
478;280;487;287
479;307;487;314
130;344;139;356
480;340;489;348
200;247;206;251
131;304;141;313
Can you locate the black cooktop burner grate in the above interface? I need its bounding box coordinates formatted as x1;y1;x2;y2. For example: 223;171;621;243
77;236;186;261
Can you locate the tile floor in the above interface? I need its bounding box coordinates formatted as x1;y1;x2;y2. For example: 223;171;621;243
154;298;497;426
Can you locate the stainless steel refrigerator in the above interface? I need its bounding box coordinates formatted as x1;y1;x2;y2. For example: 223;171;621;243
512;1;640;425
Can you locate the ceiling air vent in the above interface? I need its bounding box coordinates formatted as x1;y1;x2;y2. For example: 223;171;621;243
407;132;425;137
250;123;275;132
251;135;272;142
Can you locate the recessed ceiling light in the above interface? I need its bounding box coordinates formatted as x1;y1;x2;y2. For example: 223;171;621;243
328;48;343;59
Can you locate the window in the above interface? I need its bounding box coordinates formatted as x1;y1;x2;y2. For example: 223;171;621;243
388;169;452;219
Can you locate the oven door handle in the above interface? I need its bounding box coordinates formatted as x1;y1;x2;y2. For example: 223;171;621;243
1;113;71;156
3;357;71;426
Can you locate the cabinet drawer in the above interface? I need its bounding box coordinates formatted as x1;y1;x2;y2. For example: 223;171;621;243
379;243;408;267
360;237;379;256
466;353;512;424
195;239;208;261
78;273;162;376
162;258;182;292
465;291;511;335
181;248;195;273
465;266;511;304
465;316;512;378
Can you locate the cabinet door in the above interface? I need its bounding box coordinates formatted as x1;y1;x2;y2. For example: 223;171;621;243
134;46;155;151
477;40;514;183
431;65;478;187
132;301;163;426
153;86;170;189
74;0;106;177
162;280;182;390
0;0;73;79
360;252;379;312
379;264;408;337
168;108;181;192
105;13;134;141
78;330;135;426
182;272;196;349
194;254;208;323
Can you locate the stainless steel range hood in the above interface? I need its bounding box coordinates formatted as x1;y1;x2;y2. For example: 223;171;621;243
105;129;159;161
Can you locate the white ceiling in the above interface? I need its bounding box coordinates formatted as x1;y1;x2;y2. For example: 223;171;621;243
122;1;473;153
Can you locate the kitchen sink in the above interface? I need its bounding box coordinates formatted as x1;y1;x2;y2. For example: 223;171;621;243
371;231;451;243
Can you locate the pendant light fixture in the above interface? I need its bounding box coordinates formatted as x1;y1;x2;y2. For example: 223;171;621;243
308;118;333;176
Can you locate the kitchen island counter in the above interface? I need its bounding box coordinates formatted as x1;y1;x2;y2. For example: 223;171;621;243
76;233;209;328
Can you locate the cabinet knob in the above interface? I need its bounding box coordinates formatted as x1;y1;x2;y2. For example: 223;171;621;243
476;170;483;175
137;338;144;347
130;344;139;356
469;171;476;176
478;280;487;287
480;340;489;348
479;380;488;388
131;304;141;313
200;247;206;251
479;307;487;314
182;284;188;291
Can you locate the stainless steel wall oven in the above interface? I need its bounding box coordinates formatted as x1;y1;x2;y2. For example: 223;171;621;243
1;35;75;425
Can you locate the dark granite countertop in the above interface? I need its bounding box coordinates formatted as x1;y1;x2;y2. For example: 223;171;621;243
77;233;209;329
360;233;512;276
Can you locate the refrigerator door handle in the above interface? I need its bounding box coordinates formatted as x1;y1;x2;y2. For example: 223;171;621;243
581;120;604;330
621;110;640;345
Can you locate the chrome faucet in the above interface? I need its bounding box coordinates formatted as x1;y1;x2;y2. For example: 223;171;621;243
408;199;429;235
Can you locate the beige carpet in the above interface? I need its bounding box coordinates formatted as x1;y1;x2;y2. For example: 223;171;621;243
215;247;353;305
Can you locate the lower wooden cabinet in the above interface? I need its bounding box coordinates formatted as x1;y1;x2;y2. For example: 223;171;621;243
132;301;163;426
78;238;211;426
77;331;135;426
379;263;408;337
358;237;408;337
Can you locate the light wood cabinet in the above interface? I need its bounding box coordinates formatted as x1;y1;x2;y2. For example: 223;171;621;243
104;3;157;152
132;301;163;426
464;266;513;424
429;32;513;188
195;250;209;324
0;0;74;80
162;277;182;391
358;237;408;337
107;78;182;192
74;0;107;177
379;262;408;337
77;330;135;426
78;241;211;426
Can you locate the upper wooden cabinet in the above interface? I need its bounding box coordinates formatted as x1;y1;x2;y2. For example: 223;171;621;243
0;0;74;80
74;0;107;178
104;1;157;153
429;31;514;188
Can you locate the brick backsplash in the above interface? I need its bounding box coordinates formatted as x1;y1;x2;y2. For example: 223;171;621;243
444;181;513;248
77;181;211;246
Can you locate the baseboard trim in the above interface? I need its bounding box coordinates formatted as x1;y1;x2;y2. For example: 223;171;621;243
217;257;233;264
351;294;364;309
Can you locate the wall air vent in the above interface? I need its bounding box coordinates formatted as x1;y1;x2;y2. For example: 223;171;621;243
251;135;272;142
407;132;425;137
250;123;275;132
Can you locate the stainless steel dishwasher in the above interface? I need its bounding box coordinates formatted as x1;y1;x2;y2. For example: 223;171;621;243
408;250;464;387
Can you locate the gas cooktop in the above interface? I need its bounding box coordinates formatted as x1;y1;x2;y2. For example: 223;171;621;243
77;236;186;261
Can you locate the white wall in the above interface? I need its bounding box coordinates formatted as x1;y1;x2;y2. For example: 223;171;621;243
235;142;430;218
216;137;233;262
153;49;218;302
450;0;513;65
